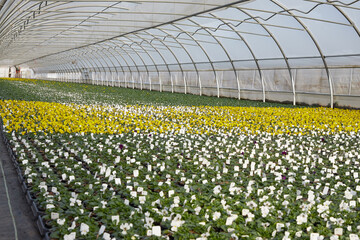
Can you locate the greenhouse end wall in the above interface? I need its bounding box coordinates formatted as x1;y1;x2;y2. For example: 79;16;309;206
34;65;360;109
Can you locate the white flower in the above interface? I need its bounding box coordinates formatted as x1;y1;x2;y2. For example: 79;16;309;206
308;190;315;203
350;234;360;240
115;178;121;185
225;214;238;225
64;232;76;240
317;203;329;214
98;225;106;235
260;206;270;217
296;213;308;225
46;204;55;209
57;218;65;226
130;191;137;198
51;212;59;220
345;189;353;200
171;214;185;232
152;226;161;236
282;231;290;240
310;233;320;240
213;185;222;195
334;228;343;236
139;196;146;204
242;209;250;216
103;233;111;240
120;223;133;235
195;206;202;215
212;211;221;221
111;215;119;225
80;223;89;235
276;223;284;232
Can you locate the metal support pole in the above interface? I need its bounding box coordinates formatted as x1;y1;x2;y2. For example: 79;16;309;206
349;68;353;95
171;75;174;93
124;73;127;88
329;74;334;108
292;69;297;105
261;71;266;102
199;75;202;96
252;70;256;89
149;75;152;91
215;74;220;98
159;75;162;92
184;74;187;94
140;75;143;90
236;74;241;100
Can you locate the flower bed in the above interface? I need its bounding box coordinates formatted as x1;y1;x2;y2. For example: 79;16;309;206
1;98;360;239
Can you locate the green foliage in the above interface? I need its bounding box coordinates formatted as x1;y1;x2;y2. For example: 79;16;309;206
0;78;302;108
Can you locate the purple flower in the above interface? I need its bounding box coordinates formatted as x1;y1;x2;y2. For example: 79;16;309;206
282;175;287;180
282;151;287;155
253;141;257;144
241;152;244;155
119;144;124;150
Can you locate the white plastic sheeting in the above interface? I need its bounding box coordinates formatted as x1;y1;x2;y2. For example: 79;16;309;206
1;0;360;108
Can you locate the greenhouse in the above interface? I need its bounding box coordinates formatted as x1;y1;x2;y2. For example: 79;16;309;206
0;0;360;240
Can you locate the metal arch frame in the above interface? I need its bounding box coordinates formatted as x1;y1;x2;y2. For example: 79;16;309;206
271;0;334;108
0;1;71;51
63;51;91;82
97;42;127;86
143;29;186;92
234;6;294;104
51;57;68;82
187;17;238;98
111;38;154;88
131;32;173;91
87;47;116;85
72;48;105;84
41;54;66;81
107;39;138;87
0;1;42;39
171;22;218;94
324;1;360;97
209;11;264;100
41;56;67;81
21;2;123;50
110;39;146;87
104;40;138;87
59;55;76;81
41;54;70;81
156;27;201;94
90;45;120;85
56;58;74;82
44;53;74;82
124;33;164;89
68;49;98;83
87;44;121;86
58;52;82;82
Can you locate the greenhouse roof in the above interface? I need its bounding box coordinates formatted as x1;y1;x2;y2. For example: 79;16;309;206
1;0;360;66
1;0;360;108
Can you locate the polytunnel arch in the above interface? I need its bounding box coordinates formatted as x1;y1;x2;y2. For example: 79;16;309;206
1;0;360;108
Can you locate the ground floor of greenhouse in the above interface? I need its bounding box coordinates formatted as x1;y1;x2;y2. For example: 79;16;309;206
0;131;40;240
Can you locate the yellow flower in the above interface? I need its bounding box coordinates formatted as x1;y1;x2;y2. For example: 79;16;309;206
0;99;359;135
